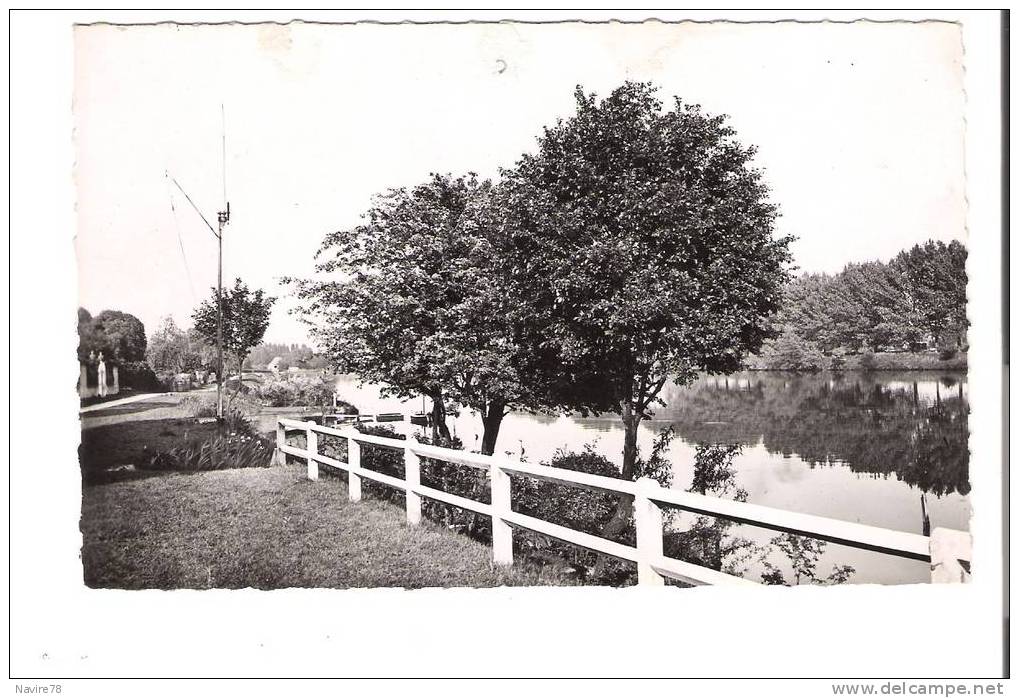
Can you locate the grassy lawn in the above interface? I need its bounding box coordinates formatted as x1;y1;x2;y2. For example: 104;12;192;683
79;417;225;484
79;394;581;588
81;464;576;589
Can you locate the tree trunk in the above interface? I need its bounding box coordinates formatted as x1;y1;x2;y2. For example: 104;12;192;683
228;354;244;411
592;402;641;578
480;400;506;456
603;403;640;534
429;392;451;442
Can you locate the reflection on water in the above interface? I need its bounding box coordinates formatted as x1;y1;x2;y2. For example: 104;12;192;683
334;370;970;585
657;372;969;499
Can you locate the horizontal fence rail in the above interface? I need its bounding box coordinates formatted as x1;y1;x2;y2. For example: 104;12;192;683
276;417;971;586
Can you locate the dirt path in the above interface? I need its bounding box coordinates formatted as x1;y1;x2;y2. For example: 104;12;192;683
79;393;192;429
79;391;173;414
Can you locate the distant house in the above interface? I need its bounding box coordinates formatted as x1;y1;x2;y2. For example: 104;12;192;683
267;356;283;374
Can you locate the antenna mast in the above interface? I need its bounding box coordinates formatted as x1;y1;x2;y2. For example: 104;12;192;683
164;106;231;422
216;105;230;420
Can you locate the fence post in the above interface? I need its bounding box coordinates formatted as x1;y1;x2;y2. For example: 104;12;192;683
112;366;120;395
634;477;665;586
275;421;287;466
404;439;422;525
930;527;972;583
306;423;319;481
490;460;514;566
347;433;362;502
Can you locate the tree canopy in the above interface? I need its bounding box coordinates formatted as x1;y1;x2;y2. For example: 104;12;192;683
496;82;790;492
77;308;147;363
771;240;967;355
293;82;792;466
147;315;206;375
290;173;543;451
499;83;791;412
192;278;276;377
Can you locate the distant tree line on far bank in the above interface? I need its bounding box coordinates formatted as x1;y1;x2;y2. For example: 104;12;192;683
753;240;967;371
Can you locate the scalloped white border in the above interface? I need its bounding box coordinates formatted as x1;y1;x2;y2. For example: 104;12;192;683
6;9;1006;687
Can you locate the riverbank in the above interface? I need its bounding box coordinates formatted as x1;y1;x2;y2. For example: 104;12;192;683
744;351;967;372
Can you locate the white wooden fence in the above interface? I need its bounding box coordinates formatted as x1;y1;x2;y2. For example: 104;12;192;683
275;417;972;586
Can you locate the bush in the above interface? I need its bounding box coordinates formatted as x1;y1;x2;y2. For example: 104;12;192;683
513;446;631;582
118;360;160;391
829;348;847;371
317;424;492;538
180;394;218;418
859;350;877;371
514;447;622;535
253;376;344;408
320;432;637;582
156;370;204;392
758;328;825;372
418;434;486;536
142;433;273;471
319;432;631;581
938;347;958;361
356;424;406;493
140;413;272;472
314;424;409;505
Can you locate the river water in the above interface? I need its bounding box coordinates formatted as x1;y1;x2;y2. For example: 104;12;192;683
332;370;970;585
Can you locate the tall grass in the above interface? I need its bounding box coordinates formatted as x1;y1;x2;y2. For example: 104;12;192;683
140;410;273;472
142;433;273;472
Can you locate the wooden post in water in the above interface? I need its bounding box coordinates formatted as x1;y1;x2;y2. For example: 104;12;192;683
930;527;972;583
920;493;931;537
635;477;665;586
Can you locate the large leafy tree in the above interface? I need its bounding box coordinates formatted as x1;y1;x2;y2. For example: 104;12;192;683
892;240;968;345
77;307;105;362
290;174;540;453
186;326;218;371
147;315;204;374
77;308;147;363
826;262;923;352
496;82;792;538
192;278;275;387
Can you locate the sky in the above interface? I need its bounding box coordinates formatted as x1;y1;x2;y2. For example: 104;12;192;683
74;21;966;345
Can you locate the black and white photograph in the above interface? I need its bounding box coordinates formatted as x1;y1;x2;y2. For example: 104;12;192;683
7;9;1008;686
